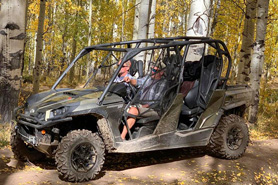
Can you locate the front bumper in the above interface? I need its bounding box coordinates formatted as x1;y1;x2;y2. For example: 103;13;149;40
16;124;37;145
14;123;58;156
16;112;72;129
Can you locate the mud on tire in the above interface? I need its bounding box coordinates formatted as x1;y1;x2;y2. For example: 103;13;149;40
97;118;115;152
55;129;105;182
10;125;45;161
207;114;249;159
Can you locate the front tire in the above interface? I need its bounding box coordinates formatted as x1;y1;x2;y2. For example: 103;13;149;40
55;129;105;182
207;114;249;159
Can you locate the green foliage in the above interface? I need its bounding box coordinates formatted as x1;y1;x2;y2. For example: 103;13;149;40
262;89;278;104
250;86;278;139
22;0;278;87
156;0;189;37
23;0;137;85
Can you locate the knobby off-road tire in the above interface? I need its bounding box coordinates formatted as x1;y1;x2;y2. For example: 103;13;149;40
97;118;115;152
55;129;105;182
207;114;249;159
10;126;44;161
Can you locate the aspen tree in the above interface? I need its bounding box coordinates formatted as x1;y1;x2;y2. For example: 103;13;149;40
0;0;27;122
249;0;270;123
33;0;46;94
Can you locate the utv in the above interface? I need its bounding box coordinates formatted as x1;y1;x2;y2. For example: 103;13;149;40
11;37;254;182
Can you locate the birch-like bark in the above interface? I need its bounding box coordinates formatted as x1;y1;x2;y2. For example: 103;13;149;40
248;0;270;123
147;0;156;39
0;0;26;123
137;0;150;41
121;0;126;42
69;0;80;83
186;0;211;61
136;0;150;70
230;14;245;84
60;7;69;76
182;0;189;36
208;0;220;37
22;1;29;74
187;0;211;36
132;0;141;40
86;0;93;79
33;0;46;94
146;0;156;64
236;0;257;85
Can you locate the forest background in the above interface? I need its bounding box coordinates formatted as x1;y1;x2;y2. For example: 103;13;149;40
0;0;278;140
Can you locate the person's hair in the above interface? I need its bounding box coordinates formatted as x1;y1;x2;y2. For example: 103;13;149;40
118;59;131;67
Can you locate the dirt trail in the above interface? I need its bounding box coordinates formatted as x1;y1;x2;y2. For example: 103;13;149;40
0;139;277;185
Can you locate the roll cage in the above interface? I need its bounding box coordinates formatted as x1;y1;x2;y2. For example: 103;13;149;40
51;36;232;109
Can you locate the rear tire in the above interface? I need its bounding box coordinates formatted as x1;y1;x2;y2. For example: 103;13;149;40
207;114;249;159
55;129;105;182
10;125;45;161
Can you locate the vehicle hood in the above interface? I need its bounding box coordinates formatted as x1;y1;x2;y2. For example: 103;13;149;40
25;88;103;113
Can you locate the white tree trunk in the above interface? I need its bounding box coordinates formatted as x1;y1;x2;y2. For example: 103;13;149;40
186;0;211;37
33;0;46;94
182;0;190;36
236;0;257;85
121;0;126;42
0;0;26;122
186;0;211;61
86;0;93;79
132;0;141;40
137;0;150;41
248;0;270;123
146;0;156;64
147;0;156;40
136;0;151;71
208;0;220;37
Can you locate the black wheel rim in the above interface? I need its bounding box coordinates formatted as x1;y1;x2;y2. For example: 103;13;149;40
227;126;244;150
71;142;97;172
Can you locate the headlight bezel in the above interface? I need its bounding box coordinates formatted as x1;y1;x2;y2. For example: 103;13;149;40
45;106;69;121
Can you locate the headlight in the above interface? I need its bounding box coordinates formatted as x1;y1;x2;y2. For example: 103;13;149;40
45;107;68;121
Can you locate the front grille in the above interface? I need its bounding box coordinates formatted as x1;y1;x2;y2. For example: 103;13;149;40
37;112;46;121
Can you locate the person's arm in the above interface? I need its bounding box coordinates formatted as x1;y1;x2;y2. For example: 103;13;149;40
124;76;147;87
141;104;149;108
123;76;137;85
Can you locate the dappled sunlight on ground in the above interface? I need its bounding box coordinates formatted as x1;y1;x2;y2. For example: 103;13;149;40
0;139;277;184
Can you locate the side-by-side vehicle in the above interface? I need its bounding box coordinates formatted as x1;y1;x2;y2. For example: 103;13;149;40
11;37;254;182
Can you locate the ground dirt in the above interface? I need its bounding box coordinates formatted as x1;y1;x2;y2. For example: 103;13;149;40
0;139;277;185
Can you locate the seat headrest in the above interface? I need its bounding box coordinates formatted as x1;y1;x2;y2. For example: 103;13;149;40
129;59;144;77
203;55;219;67
163;54;181;81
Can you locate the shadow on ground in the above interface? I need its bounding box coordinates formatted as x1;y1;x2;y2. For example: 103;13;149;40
27;147;207;172
103;147;206;171
1;140;277;185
